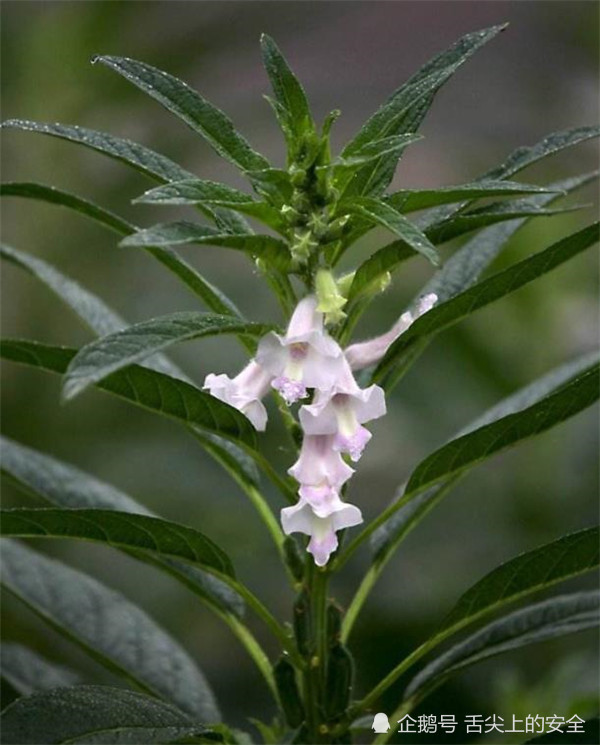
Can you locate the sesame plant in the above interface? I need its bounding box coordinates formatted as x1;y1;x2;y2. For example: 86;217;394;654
1;25;599;745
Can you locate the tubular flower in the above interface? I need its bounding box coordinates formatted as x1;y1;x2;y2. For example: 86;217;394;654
256;296;345;404
203;360;271;431
281;495;362;567
299;362;386;461
345;292;438;371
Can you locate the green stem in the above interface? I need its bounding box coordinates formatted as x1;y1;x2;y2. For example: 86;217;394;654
251;449;297;505
214;571;302;667
341;563;379;643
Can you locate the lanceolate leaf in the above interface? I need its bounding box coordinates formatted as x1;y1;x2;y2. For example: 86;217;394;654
0;182;133;234
1;508;235;577
404;362;598;497
0;183;244;319
0;435;243;617
94;55;269;173
0;340;258;448
1;540;221;720
1;119;196;183
424;199;584;244
121;221;291;269
0;244;186;382
341;197;440;265
135;179;285;231
373;223;600;382
341;24;506;196
61;311;272;401
405;591;600;700
1;643;81;696
437;527;599;638
387;180;561;213
371;350;600;561
260;34;313;142
0;685;216;745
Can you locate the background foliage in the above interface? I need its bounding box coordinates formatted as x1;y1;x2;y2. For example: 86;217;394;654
1;2;598;742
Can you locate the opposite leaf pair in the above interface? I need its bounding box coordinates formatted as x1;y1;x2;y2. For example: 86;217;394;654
204;293;437;565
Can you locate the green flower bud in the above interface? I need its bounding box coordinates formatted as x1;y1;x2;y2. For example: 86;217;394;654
291;230;317;265
336;271;356;297
280;204;303;227
315;268;347;325
288;163;307;188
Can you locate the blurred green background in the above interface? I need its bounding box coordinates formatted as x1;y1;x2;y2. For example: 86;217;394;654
1;1;598;742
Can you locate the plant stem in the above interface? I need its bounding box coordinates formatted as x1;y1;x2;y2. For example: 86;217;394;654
303;561;330;743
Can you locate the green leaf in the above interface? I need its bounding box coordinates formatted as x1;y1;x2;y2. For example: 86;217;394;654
424;199;584;244
260;34;313;142
0;183;244;320
1;643;81;696
0;435;243;617
120;221;291;270
0;340;258;448
1;182;134;235
61;311;272;401
1;508;235;578
373;223;600;383
245;167;293;205
341;24;506;195
437;527;599;637
387;180;561;212
0;685;216;744
93;56;269;173
404;362;599;497
1;540;221;720
0;243;186;382
338;134;423;167
371;350;600;561
422;126;600;227
405;591;599;701
340;197;440;266
135;179;285;232
1;119;196;183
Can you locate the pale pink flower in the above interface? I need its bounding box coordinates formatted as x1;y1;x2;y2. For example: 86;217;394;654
256;296;345;404
281;495;363;566
203;360;271;431
345;293;438;371
288;434;355;500
299;362;386;461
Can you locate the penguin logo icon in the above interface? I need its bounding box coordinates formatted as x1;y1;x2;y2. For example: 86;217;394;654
372;713;391;733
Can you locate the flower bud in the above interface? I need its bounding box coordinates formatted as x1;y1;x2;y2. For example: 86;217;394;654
290;230;317;266
315;268;347;325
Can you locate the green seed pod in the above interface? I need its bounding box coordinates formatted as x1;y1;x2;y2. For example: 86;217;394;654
324;642;354;719
283;537;305;583
293;587;312;658
327;601;344;647
273;656;305;728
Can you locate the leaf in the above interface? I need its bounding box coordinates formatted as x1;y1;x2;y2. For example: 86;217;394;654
1;508;235;577
260;34;313;141
1;119;196;183
404;362;598;497
1;643;81;696
341;24;506;196
371;350;600;560
1;540;221;720
386;180;561;212
0;435;243;617
405;591;599;700
341;197;440;265
61;311;272;401
436;527;599;638
1;243;125;336
422;126;600;227
245;168;293;205
120;221;291;269
0;243;186;382
0;685;216;744
134;179;284;231
93;56;269;173
1;182;134;235
0;340;258;448
0;183;244;320
337;134;423;167
373;223;599;382
424;199;584;244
